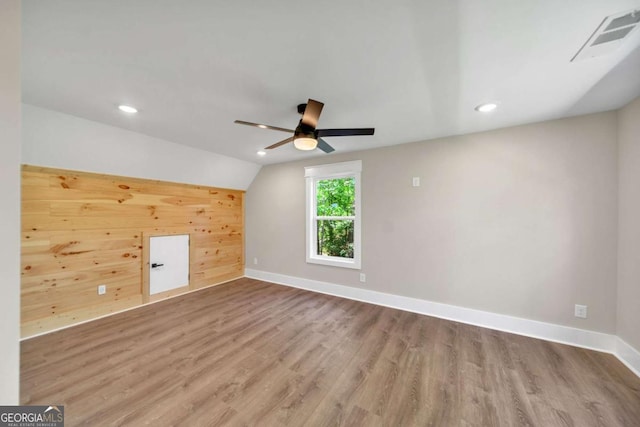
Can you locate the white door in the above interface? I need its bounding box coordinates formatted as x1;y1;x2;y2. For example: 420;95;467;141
149;234;190;295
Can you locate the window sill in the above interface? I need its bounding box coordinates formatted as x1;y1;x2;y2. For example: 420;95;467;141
307;255;361;270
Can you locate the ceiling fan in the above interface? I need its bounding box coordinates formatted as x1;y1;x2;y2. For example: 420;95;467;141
234;99;374;153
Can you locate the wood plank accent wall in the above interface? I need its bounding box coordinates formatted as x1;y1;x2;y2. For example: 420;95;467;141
21;165;245;337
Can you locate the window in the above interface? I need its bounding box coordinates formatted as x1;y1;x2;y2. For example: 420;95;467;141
305;160;361;269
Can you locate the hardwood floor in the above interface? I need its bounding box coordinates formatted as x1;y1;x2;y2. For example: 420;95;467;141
21;278;640;426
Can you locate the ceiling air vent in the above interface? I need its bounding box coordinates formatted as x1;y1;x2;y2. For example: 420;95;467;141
572;9;640;61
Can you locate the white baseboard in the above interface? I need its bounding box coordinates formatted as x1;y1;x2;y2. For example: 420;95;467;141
245;268;640;378
616;337;640;377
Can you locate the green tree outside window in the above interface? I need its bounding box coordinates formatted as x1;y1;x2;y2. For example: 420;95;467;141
316;177;355;258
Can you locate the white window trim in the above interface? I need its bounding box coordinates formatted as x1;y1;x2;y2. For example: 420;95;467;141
305;160;361;269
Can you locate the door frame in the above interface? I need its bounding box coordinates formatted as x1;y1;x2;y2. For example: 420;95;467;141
142;230;194;303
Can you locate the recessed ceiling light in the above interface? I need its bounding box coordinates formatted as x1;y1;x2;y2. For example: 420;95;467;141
475;103;498;113
118;105;138;114
257;150;267;156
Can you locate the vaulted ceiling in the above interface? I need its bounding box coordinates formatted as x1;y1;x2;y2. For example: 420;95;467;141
22;0;640;165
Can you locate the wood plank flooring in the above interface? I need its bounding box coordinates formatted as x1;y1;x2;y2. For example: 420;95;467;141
21;278;640;426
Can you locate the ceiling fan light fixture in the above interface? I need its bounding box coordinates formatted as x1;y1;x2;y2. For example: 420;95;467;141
293;137;318;151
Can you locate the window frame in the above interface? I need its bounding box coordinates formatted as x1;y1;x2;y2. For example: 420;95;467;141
304;160;362;269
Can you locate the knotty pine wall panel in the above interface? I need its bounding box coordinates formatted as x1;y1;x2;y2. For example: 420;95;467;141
21;165;244;337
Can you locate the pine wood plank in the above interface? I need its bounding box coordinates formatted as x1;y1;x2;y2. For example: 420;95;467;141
21;165;244;337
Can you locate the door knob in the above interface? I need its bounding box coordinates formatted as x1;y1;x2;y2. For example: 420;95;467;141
151;263;164;268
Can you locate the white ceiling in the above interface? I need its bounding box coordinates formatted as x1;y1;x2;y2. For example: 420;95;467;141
22;0;640;165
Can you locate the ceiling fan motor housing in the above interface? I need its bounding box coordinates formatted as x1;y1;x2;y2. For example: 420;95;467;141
294;121;316;139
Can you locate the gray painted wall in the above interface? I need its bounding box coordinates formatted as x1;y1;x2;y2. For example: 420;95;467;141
246;112;619;333
617;96;640;350
0;0;21;404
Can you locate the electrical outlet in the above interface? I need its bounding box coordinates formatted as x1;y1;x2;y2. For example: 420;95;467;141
359;273;366;283
574;304;587;318
412;177;420;187
98;284;106;295
253;257;258;265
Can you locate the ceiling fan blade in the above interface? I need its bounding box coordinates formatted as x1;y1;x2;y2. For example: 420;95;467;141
316;138;335;153
265;136;294;150
234;120;294;134
316;128;375;137
301;99;324;128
